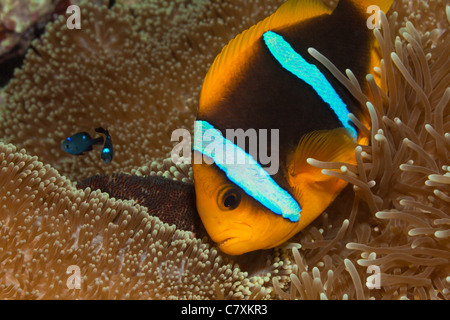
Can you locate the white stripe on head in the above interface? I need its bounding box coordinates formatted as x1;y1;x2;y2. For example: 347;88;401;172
194;120;301;222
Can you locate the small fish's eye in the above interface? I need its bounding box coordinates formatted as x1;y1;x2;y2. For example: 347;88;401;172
218;188;241;211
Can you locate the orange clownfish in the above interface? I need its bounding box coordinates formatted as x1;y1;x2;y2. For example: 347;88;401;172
193;0;393;255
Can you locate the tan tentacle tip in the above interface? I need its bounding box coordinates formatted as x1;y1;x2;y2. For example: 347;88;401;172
446;5;450;23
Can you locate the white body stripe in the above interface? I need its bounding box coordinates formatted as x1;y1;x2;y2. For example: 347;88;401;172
263;30;357;139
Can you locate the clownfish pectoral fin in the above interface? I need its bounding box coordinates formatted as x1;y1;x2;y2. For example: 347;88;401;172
288;127;357;186
286;127;358;230
200;0;332;111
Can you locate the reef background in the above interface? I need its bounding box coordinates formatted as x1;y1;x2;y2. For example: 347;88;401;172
0;0;448;299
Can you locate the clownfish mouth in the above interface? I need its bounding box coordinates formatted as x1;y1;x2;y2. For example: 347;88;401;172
218;238;233;248
216;235;255;255
213;225;253;253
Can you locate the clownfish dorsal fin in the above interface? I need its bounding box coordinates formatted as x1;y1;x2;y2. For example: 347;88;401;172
288;127;357;186
345;0;393;14
200;0;332;110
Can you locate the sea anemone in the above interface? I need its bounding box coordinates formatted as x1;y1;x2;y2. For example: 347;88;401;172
0;142;296;299
0;0;286;181
76;173;205;237
274;0;449;299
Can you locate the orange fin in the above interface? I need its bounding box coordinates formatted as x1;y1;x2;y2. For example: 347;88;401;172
288;127;357;182
286;127;358;231
200;0;332;109
346;0;394;14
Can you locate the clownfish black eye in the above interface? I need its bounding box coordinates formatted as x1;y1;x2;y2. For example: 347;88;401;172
218;188;241;211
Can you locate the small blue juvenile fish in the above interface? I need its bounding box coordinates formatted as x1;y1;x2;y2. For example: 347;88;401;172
61;132;104;155
95;127;113;164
